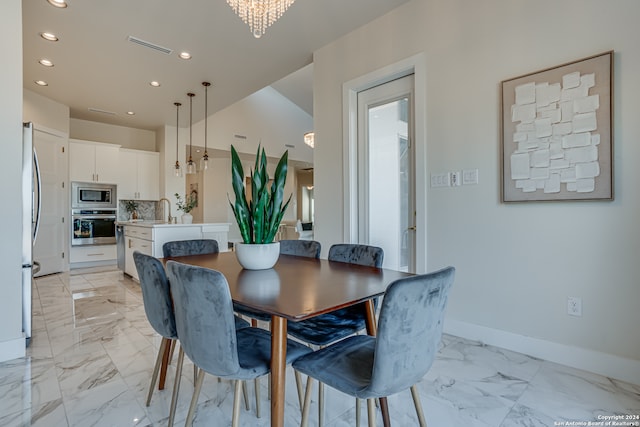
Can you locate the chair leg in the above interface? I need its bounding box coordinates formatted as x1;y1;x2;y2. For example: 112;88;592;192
356;398;361;427
254;377;261;418
185;368;205;427
367;398;377;427
294;370;304;410
146;337;168;406
232;380;243;427
410;385;427;427
168;347;185;427
168;338;176;363
318;381;324;427
242;380;250;410
300;376;314;427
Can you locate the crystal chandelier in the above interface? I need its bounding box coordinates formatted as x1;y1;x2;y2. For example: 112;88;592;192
226;0;296;38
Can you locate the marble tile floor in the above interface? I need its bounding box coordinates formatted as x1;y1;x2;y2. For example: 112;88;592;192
1;266;638;427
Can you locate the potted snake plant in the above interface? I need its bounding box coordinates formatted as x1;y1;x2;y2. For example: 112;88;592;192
229;144;291;269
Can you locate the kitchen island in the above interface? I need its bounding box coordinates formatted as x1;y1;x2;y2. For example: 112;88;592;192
118;221;230;281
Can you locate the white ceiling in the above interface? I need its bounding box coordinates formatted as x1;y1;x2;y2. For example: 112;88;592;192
23;0;409;131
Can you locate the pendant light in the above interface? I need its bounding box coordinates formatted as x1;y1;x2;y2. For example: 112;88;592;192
173;102;183;177
185;92;196;175
201;82;210;170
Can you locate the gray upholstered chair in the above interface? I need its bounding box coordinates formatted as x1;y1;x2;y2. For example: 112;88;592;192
162;239;219;257
293;266;455;427
132;251;182;426
165;260;312;427
286;243;383;425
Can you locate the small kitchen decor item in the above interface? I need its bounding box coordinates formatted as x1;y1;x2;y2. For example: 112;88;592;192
501;51;613;202
175;192;196;224
124;200;139;220
229;144;291;269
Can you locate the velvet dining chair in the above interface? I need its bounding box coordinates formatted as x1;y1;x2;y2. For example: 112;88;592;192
165;260;312;427
285;243;384;426
293;266;456;427
134;251;199;427
162;239;219;257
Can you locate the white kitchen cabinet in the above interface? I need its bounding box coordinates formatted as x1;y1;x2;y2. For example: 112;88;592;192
70;245;117;264
120;222;230;281
69;140;120;184
118;149;159;200
124;226;153;280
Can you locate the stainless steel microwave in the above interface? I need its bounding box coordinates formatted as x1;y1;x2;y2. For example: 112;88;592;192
71;182;117;209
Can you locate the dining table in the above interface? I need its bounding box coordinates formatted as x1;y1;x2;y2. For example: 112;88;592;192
161;250;414;427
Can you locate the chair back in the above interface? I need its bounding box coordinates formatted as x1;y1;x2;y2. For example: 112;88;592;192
328;244;384;268
367;266;455;396
279;239;321;258
162;239;219;257
165;261;241;376
133;251;177;339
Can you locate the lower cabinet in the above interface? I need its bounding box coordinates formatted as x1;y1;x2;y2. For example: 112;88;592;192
121;223;230;281
70;245;117;264
124;227;153;281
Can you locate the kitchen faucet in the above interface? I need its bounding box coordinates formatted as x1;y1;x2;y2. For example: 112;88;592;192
159;197;173;223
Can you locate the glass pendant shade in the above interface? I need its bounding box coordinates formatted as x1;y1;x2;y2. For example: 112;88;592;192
174;102;182;177
185;92;196;175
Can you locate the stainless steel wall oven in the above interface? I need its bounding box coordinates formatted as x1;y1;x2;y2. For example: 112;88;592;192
71;209;117;246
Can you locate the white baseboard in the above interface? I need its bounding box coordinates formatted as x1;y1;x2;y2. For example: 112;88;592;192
444;319;640;386
0;335;25;363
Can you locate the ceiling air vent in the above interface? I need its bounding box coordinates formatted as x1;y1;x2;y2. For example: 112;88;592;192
88;107;116;115
127;36;172;55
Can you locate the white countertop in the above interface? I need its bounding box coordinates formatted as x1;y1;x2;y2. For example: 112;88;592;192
117;220;230;228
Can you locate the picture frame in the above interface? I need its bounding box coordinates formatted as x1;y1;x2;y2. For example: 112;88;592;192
500;51;613;202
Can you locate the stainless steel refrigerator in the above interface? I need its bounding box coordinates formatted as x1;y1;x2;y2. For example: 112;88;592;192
22;122;41;346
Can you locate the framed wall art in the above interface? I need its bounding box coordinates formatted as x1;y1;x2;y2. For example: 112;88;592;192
501;51;613;202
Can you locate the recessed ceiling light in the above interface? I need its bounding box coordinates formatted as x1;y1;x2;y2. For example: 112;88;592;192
40;32;59;42
47;0;68;8
38;59;54;67
35;80;48;86
149;81;161;87
126;111;135;115
179;51;192;60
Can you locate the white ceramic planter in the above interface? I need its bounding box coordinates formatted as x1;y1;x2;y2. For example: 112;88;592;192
235;242;280;270
181;213;193;224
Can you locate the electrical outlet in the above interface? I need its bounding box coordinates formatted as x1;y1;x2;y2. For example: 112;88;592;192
567;296;582;317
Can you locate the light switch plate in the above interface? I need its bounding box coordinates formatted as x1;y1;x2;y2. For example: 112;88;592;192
430;173;450;187
462;169;479;185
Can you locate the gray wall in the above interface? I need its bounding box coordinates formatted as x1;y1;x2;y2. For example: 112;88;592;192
313;0;640;382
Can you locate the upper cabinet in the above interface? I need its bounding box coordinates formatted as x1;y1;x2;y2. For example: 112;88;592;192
69;140;120;184
118;149;159;200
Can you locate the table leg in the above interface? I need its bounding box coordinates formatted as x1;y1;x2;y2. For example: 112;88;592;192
271;315;287;427
364;300;391;427
158;337;172;390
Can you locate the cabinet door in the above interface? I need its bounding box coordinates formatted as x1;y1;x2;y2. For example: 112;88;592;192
124;236;152;280
95;145;120;184
136;151;159;200
69;142;96;182
118;151;138;199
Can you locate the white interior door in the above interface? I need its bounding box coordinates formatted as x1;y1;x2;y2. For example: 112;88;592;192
33;126;67;276
357;75;415;272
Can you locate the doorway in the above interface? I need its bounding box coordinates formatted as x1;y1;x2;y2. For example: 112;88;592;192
357;75;415;272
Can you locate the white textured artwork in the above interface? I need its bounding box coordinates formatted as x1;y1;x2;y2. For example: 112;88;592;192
510;72;600;194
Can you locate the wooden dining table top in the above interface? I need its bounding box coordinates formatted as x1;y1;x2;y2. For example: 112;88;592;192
161;250;414;321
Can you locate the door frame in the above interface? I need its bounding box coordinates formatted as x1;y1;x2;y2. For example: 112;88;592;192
342;53;428;273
